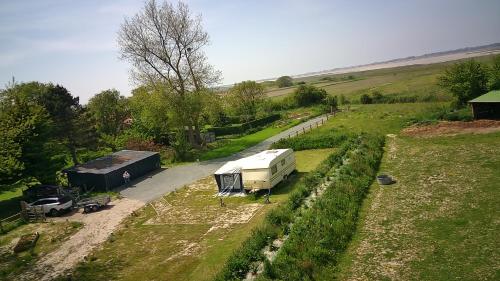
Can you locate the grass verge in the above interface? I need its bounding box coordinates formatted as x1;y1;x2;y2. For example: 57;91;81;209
336;132;500;280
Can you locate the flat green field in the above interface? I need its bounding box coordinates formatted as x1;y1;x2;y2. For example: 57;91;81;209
267;54;498;101
199;120;301;161
336;132;500;280
309;103;445;135
69;148;334;281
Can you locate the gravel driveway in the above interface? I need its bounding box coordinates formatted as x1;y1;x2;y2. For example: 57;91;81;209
120;115;328;202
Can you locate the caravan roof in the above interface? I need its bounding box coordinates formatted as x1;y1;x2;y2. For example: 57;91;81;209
215;149;291;174
242;149;290;169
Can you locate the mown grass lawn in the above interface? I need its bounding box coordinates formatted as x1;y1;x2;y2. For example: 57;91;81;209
68;148;333;281
0;183;26;220
336;132;500;280
199;120;301;161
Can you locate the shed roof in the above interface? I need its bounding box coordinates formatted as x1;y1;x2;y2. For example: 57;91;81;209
64;150;159;174
469;90;500;103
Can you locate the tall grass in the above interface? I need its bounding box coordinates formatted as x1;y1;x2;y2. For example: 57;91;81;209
259;134;385;280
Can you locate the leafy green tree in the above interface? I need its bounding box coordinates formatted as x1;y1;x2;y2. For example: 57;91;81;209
34;84;92;164
227;81;265;122
488;55;500;90
438;60;489;107
276;76;293;88
87;89;130;140
292;85;327;106
129;86;171;145
324;95;338;113
0;82;64;184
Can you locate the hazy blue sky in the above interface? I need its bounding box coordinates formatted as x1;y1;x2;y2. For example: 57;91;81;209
1;0;499;103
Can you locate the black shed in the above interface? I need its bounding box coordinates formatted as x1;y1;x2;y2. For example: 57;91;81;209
64;150;161;191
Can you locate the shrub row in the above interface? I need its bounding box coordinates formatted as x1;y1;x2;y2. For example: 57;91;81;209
271;130;351;151
260;134;385;280
358;91;443;105
407;106;473;126
207;114;281;136
213;136;354;281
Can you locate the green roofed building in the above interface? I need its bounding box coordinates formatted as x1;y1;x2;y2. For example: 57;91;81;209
469;90;500;120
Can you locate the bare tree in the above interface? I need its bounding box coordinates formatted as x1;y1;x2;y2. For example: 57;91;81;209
118;0;221;146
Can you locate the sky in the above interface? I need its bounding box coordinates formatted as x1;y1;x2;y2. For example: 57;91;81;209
1;0;500;103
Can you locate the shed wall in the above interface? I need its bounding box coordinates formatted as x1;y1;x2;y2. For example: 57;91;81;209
67;153;160;191
471;103;500;119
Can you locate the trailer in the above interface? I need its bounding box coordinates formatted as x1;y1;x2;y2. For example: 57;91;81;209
214;149;296;194
77;195;111;213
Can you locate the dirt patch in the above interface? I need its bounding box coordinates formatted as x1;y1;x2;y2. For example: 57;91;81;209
18;197;144;281
402;120;500;137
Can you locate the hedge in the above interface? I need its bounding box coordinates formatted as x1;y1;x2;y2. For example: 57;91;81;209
214;133;385;281
207;114;281;136
213;135;353;281
271;130;351;151
263;134;385;280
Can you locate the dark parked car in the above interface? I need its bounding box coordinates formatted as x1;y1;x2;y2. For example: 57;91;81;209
23;185;66;201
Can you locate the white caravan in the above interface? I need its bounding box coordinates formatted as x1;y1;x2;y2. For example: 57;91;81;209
214;149;296;194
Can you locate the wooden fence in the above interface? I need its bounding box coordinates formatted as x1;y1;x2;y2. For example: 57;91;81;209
280;113;332;140
0;212;23;233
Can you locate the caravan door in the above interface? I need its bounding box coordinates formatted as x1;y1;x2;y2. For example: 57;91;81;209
221;173;242;192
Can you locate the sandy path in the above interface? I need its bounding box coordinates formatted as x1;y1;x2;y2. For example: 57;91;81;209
19;198;145;281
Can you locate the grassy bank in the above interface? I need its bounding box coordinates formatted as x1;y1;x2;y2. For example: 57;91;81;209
336;132;500;280
0;221;82;279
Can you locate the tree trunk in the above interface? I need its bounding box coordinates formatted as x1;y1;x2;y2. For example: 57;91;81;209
68;144;79;165
186;125;200;148
194;125;203;147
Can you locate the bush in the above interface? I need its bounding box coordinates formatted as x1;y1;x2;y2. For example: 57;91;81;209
207;114;281;136
270;134;385;279
271;130;351;151
360;94;372;104
293;85;327;107
276;76;293;88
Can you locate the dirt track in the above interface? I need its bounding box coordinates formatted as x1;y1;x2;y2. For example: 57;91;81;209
18;198;144;281
402;120;500;137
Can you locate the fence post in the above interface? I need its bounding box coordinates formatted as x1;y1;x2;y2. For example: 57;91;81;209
303;127;305;134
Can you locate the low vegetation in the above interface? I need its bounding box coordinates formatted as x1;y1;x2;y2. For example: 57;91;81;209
214;132;385;281
336;132;500;280
0;221;82;279
65;149;333;281
261;135;384;280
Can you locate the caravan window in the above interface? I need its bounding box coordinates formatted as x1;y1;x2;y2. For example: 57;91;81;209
271;164;278;175
281;159;286;166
